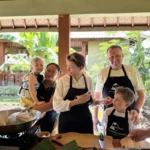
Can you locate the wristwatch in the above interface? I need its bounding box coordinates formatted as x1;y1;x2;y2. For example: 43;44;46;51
133;108;140;113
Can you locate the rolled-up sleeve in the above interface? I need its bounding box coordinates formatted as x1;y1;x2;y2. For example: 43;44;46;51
53;79;71;113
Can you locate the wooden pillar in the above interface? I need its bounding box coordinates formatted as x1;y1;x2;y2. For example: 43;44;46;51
58;14;70;76
0;43;5;66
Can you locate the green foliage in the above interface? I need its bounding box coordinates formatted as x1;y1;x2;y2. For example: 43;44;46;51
0;32;58;62
35;139;57;150
126;31;150;94
35;139;79;150
62;140;79;150
0;32;76;67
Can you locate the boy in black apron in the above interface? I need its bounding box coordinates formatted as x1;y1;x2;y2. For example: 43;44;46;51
101;87;136;139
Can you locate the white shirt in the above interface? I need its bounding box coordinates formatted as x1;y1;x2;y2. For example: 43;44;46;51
101;107;136;132
95;65;145;95
53;74;94;113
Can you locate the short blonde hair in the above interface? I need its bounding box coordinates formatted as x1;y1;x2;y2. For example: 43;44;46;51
115;87;134;104
30;56;44;71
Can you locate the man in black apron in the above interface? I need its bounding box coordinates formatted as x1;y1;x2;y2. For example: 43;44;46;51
94;45;145;132
59;74;93;134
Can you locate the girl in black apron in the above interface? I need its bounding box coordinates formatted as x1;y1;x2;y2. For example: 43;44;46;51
59;74;93;134
54;53;94;134
102;65;135;110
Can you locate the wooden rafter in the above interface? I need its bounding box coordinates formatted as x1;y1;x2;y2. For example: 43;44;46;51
11;19;15;29
147;16;150;26
131;17;134;27
23;19;27;29
103;17;106;28
34;19;38;29
78;18;80;28
117;17;119;27
47;18;50;27
0;20;2;30
57;18;59;28
91;17;94;27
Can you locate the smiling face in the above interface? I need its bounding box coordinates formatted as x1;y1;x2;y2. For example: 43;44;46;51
45;65;59;82
107;48;124;70
113;93;130;112
66;60;83;77
31;59;44;74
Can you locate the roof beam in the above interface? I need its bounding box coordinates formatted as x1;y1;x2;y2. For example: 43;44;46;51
131;17;134;27
0;20;2;30
23;19;27;29
103;17;106;28
147;16;150;26
117;17;119;27
47;18;50;28
78;18;80;28
34;19;38;29
11;19;15;29
57;18;59;28
91;17;94;27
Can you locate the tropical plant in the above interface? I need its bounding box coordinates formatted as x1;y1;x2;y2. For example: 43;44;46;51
126;31;150;94
0;32;58;63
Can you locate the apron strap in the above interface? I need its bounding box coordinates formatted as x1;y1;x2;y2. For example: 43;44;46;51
108;67;111;77
110;109;116;116
122;65;128;77
125;109;128;119
70;76;73;88
82;74;88;89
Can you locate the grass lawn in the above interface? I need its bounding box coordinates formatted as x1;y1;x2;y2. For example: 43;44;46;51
0;95;19;105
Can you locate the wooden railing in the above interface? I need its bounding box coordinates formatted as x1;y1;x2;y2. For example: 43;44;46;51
0;73;26;86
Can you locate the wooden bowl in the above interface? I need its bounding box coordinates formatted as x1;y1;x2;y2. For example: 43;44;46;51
37;131;50;139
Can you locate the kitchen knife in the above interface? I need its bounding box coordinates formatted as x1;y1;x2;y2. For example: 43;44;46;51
99;133;104;149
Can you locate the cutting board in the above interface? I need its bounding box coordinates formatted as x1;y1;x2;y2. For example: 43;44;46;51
121;136;150;149
51;132;114;149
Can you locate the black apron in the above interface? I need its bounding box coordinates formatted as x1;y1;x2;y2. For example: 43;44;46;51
36;82;58;133
107;109;129;139
102;65;135;110
58;74;93;134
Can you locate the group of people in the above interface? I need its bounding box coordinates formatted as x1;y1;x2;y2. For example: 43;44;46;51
19;45;150;141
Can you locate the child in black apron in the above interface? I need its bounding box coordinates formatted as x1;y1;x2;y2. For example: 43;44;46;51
101;87;136;139
53;52;94;134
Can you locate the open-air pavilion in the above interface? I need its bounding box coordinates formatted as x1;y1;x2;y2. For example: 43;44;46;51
0;0;150;75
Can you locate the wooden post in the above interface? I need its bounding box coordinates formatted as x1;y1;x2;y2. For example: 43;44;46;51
0;43;5;66
58;14;70;76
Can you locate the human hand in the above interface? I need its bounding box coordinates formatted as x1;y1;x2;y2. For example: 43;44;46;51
76;93;90;105
37;101;45;105
93;118;100;133
103;97;113;105
128;129;149;142
130;110;139;125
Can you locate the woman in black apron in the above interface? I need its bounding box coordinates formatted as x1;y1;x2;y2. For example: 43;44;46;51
36;63;60;133
53;53;93;134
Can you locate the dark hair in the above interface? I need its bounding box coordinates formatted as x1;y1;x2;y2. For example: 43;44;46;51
115;87;134;104
107;45;122;53
67;52;85;67
46;63;61;74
